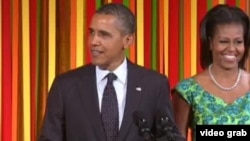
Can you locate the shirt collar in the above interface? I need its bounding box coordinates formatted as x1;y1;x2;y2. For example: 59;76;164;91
96;58;127;84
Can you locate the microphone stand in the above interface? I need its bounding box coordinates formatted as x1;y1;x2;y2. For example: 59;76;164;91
155;113;185;141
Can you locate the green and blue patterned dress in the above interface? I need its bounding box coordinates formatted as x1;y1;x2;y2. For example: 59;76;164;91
175;78;250;140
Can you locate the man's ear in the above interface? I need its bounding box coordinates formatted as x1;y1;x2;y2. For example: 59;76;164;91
123;33;135;49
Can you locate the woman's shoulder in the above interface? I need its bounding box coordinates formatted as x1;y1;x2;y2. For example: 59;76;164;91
242;69;250;82
175;78;200;94
175;77;195;88
173;74;204;104
176;71;207;88
241;69;250;89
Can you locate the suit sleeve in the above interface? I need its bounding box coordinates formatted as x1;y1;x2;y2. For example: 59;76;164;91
156;76;186;141
38;77;65;141
156;76;174;121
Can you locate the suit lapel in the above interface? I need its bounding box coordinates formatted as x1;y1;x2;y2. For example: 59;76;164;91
118;61;143;140
77;65;106;140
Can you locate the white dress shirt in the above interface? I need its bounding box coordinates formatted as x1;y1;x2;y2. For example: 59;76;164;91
96;58;128;128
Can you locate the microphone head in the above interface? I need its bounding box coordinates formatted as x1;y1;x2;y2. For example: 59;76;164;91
133;111;151;129
133;111;154;140
155;110;173;138
155;110;184;141
133;111;146;126
155;110;169;123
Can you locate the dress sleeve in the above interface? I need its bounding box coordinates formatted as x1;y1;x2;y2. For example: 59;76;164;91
174;78;195;105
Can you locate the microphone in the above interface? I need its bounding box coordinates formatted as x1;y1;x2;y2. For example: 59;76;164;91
155;111;182;141
133;111;154;141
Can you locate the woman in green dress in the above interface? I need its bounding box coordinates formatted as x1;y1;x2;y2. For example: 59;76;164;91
172;4;250;141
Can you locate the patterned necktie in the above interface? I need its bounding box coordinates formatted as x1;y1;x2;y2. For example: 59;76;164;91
101;73;119;141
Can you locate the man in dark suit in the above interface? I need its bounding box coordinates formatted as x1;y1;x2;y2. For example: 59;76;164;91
39;3;183;141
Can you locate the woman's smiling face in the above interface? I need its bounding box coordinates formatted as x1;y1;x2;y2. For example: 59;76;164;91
210;23;245;69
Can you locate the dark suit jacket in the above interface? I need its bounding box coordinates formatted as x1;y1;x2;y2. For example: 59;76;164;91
38;60;178;141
